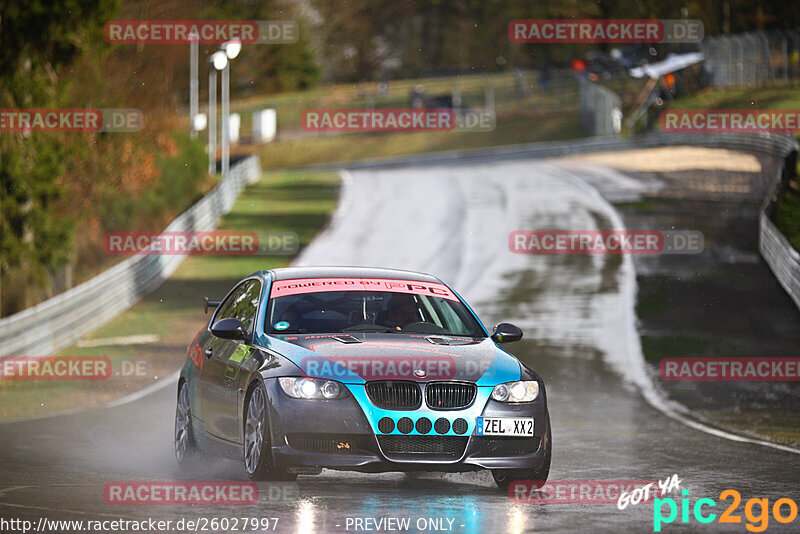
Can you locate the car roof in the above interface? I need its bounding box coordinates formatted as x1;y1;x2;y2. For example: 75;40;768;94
264;266;443;284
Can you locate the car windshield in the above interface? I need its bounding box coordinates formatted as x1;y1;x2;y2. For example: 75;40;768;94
266;285;485;337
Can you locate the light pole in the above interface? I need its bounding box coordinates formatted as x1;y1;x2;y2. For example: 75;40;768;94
220;39;241;179
189;32;198;138
209;51;228;175
221;62;229;179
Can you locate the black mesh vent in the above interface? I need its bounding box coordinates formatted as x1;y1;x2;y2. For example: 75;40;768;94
378;417;395;434
434;418;450;435
366;381;421;410
378;435;468;459
397;417;414;434
286;434;372;454
473;436;541;456
425;382;477;410
415;417;432;434
452;418;468;435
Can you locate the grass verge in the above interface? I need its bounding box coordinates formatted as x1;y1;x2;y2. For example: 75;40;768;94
699;410;800;448
255;112;583;169
667;85;800;112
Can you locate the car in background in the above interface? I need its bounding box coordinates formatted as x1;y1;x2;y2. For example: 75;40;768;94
174;266;551;489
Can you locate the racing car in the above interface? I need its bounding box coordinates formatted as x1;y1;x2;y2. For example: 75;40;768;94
174;266;551;488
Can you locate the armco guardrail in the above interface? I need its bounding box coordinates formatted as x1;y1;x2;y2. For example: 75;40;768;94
760;141;800;311
0;156;261;357
762;212;800;310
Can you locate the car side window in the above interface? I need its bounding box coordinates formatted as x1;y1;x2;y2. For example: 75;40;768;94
214;280;262;335
214;283;247;324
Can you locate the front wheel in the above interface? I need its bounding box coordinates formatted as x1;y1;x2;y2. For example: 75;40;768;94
243;382;297;481
175;381;202;469
491;425;552;490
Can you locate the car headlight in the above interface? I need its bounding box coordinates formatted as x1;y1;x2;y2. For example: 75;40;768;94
491;380;539;402
278;377;345;399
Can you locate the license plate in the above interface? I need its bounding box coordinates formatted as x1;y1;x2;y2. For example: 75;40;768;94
475;417;534;436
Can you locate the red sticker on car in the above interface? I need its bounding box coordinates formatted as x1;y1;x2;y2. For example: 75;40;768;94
187;330;204;370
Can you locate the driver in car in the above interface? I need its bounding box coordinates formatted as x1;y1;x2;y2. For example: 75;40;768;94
383;294;420;330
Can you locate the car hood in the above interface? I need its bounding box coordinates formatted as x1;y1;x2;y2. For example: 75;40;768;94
262;333;521;385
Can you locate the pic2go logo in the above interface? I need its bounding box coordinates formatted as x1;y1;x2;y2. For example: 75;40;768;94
654;489;798;532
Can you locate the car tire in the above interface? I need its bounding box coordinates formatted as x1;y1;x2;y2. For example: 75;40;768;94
243;382;297;481
491;422;552;490
175;380;203;470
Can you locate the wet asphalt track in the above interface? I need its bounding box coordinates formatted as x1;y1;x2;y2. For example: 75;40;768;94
1;158;798;534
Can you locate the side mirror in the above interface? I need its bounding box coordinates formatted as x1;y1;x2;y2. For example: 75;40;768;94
211;317;247;340
491;323;523;343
